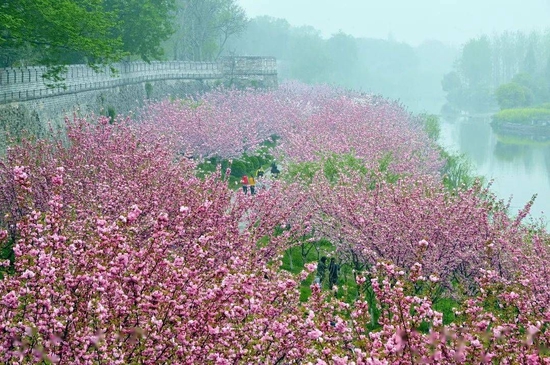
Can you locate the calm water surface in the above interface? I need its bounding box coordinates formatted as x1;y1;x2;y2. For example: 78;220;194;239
439;117;550;225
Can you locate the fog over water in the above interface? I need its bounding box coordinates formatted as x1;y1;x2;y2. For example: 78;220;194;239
238;0;550;45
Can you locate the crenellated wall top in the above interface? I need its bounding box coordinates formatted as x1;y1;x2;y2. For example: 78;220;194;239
0;57;277;103
0;57;276;87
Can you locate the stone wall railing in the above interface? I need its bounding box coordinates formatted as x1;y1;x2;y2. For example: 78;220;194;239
222;56;278;75
0;57;277;103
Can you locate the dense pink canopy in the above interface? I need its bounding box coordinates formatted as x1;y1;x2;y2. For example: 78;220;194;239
0;85;549;363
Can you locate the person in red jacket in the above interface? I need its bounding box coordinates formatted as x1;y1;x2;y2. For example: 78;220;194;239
241;175;249;194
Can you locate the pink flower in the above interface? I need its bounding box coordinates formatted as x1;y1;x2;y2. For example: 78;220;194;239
51;174;63;186
127;204;142;223
1;291;19;308
304;262;317;273
493;325;505;338
418;239;429;248
21;269;36;279
470;339;481;348
527;325;539;336
13;165;28;181
307;329;323;340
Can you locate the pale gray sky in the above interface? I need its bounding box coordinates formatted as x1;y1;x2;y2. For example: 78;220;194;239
237;0;550;46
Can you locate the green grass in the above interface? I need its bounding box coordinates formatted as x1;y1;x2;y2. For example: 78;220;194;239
492;108;550;125
278;237;462;332
194;135;279;186
439;149;480;191
279;239;362;303
433;297;459;325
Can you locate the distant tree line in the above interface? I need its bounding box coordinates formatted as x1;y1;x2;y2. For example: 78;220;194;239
2;3;460;113
442;30;550;114
223;16;457;113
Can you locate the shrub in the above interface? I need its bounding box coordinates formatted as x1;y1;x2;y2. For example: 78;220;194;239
495;82;533;109
229;160;247;177
145;82;153;99
420;113;441;141
244;155;260;171
106;105;116;123
440;149;479;190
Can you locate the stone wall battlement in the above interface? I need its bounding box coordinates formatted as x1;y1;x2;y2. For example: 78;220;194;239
0;57;277;103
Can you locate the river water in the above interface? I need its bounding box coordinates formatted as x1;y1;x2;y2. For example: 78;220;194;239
438;117;550;225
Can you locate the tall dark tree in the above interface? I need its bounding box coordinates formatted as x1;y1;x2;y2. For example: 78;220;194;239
523;44;537;75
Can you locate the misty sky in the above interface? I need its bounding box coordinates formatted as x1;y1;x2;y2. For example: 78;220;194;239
237;0;550;46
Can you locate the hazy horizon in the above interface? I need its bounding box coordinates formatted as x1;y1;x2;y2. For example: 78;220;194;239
237;0;550;46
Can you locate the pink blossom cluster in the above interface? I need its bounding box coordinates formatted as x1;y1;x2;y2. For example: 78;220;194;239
299;259;550;364
302;173;514;286
0;85;549;363
138;83;442;178
0;117;316;363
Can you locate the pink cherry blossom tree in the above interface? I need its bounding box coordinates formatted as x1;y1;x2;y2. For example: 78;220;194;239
1;84;549;363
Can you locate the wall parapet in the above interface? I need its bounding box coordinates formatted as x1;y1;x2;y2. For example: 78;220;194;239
0;57;277;103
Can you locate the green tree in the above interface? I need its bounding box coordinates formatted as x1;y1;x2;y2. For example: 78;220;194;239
169;0;247;61
441;71;462;93
459;36;492;88
355;38;420;104
443;36;498;113
227;16;455;110
0;0;123;68
287;26;331;83
325;32;364;89
522;43;537;75
225;16;292;60
105;0;175;62
1;0;175;79
511;72;548;105
495;82;532;109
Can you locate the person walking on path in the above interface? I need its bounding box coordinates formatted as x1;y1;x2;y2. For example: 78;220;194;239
270;162;280;177
249;175;256;195
328;257;339;289
241;175;249;194
315;256;327;285
257;166;265;178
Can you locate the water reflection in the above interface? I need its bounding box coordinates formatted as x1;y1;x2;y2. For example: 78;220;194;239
493;142;532;165
439;117;549;224
457;117;490;167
